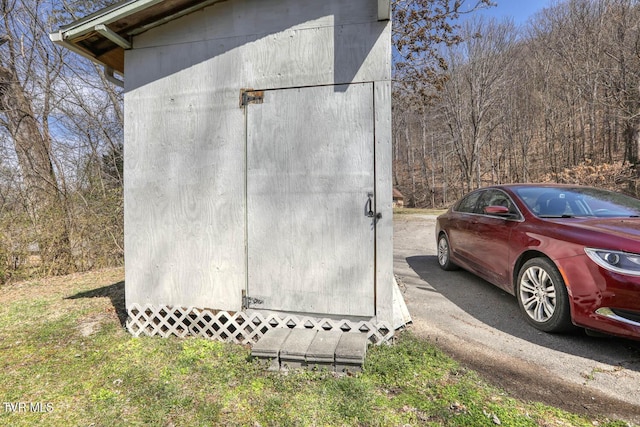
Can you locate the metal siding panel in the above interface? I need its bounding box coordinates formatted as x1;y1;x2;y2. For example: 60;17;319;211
247;83;375;317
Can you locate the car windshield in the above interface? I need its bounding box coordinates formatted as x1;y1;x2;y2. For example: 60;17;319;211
514;186;640;218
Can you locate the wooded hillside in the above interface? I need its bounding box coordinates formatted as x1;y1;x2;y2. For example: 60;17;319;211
393;0;640;207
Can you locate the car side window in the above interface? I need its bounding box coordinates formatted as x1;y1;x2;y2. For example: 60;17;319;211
478;190;520;217
455;191;483;213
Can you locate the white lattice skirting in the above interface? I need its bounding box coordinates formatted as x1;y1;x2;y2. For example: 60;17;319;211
126;304;394;344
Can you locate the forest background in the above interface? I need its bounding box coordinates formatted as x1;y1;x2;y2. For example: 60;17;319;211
0;0;636;282
394;0;640;207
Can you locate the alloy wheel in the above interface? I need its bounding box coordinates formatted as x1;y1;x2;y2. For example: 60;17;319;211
438;236;449;267
519;265;557;323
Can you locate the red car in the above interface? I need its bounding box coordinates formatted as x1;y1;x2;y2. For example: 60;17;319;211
435;183;640;341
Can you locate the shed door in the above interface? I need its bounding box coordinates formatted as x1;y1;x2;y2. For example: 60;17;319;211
246;83;375;317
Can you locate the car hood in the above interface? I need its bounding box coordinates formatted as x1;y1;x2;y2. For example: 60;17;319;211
552;217;640;249
569;217;640;235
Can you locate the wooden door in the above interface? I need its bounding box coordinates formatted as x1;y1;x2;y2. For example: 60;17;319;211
246;83;376;316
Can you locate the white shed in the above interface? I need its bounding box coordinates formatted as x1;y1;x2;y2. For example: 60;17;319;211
50;0;409;343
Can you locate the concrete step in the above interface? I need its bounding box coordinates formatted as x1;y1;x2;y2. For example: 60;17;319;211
280;328;318;370
251;328;369;373
250;327;291;371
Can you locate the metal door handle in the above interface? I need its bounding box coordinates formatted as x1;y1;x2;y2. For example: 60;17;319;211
365;193;381;219
366;193;375;217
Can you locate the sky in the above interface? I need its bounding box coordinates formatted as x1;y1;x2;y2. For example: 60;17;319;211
473;0;554;26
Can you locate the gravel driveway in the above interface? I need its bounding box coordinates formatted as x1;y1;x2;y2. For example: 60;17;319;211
394;214;640;424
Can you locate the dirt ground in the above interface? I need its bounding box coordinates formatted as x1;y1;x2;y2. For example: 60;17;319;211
393;214;640;425
409;318;640;423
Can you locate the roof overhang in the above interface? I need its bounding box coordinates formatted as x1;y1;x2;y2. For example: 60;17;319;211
49;0;227;75
50;0;391;78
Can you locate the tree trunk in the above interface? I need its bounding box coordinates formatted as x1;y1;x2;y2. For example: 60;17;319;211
0;65;73;274
623;119;640;167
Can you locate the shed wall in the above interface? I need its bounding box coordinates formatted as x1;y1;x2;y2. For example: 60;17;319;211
124;0;392;318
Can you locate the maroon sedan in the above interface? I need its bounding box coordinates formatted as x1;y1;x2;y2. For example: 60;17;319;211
435;184;640;341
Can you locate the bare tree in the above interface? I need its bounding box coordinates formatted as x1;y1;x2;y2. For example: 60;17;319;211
393;0;496;100
391;0;497;205
392;0;640;206
0;0;74;274
440;17;516;190
600;0;640;166
0;0;124;280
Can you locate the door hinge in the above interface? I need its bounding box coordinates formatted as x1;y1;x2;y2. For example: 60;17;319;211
240;89;264;107
242;290;264;309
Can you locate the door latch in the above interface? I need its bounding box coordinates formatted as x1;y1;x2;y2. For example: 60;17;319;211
365;193;382;219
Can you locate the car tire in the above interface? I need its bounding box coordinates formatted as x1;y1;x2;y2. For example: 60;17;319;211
437;233;458;271
516;257;573;333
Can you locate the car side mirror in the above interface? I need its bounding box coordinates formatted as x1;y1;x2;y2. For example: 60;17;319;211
484;205;511;216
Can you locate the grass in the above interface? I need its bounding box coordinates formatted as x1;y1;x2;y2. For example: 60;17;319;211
0;268;634;426
393;207;448;216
